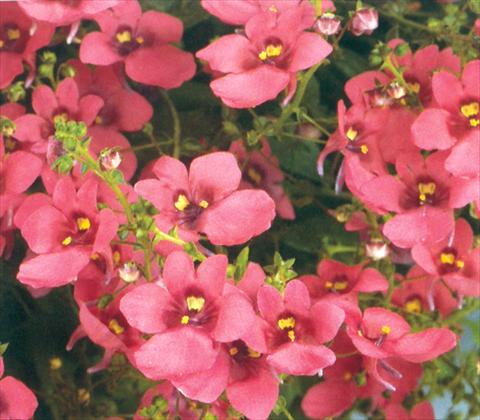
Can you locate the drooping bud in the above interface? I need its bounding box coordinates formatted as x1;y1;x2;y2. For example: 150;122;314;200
119;261;140;283
366;239;390;261
99;148;122;171
315;13;342;36
350;8;379;36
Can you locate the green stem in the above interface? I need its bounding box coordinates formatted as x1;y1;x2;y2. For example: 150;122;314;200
160;89;181;159
281;132;326;144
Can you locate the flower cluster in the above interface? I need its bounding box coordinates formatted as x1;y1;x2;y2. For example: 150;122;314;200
0;1;478;419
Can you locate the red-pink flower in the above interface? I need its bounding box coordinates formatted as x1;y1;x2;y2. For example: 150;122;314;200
134;152;276;246
229;138;295;220
196;7;332;108
0;357;38;420
385;401;434;420
412;60;480;177
0;2;54;88
80;0;195;89
120;251;256;381
18;0;119;25
17;177;118;288
411;218;480;297
257;280;344;375
350;7;379;36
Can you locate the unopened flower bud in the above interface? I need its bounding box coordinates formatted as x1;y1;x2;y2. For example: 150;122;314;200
315;13;341;36
100;149;122;171
386;81;406;100
350;8;379;36
49;357;62;370
366;239;390;261
297;123;321;139
119;261;140;283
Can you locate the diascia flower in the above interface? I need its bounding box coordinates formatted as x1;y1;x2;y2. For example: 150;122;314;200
17;177;119;288
79;0;195;89
412;60;480;178
120;251;256;380
257;279;344;376
0;2;54;88
0;357;38;420
134;152;276;246
411;218;480;297
196;7;332;108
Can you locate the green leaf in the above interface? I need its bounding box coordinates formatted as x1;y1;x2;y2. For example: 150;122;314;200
233;247;249;283
110;169;125;184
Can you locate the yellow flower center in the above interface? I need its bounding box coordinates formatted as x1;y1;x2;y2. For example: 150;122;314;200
229;346;239;356
404;298;422;314
381;325;391;335
116;30;132;43
346;127;358;141
278;317;295;330
181;315;190;325
198;200;209;209
108;319;124;335
76;217;91;231
360;144;369;154
247;167;262;185
7;28;20;40
259;44;282;61
460;102;480;127
174;194;190;211
62;236;72;246
325;280;348;291
440;252;464;269
186;296;205;312
418;182;436;203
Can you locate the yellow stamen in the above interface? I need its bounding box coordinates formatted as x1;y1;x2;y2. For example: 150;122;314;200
409;82;420;93
419;193;426;202
248;348;261;358
418;182;436;195
62;236;72;246
357;330;363;337
108;319;124;335
269;5;278;12
229;346;238;356
0;40;4;48
116;30;132;43
112;250;121;265
456;259;465;269
346;127;358;141
360;144;369;154
343;372;352;381
174;194;190;211
7;28;20;40
440;252;455;265
247;167;262;185
198;200;209;209
186;296;205;312
278;317;295;330
259;44;282;60
135;36;144;44
90;252;99;260
324;281;334;289
460;102;479;118
333;281;348;291
94;116;103;125
381;325;391;335
287;330;296;342
181;315;190;325
77;217;91;231
404;298;422;314
470;118;480;127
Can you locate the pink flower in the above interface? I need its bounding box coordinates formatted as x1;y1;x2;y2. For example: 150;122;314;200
350;8;379;37
80;0;195;89
229;139;295;220
17;177;118;288
120;251;256;381
134;152;276;246
196;8;332;108
412;60;480;177
257;280;344;375
0;357;38;420
0;2;54;88
201;0;319;26
346;307;456;389
355;151;468;248
385;401;434;420
411;218;480;297
18;0;119;25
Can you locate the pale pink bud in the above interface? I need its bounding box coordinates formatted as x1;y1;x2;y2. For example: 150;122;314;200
315;13;341;36
100;149;122;171
119;261;140;283
366;240;390;261
350;8;379;36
